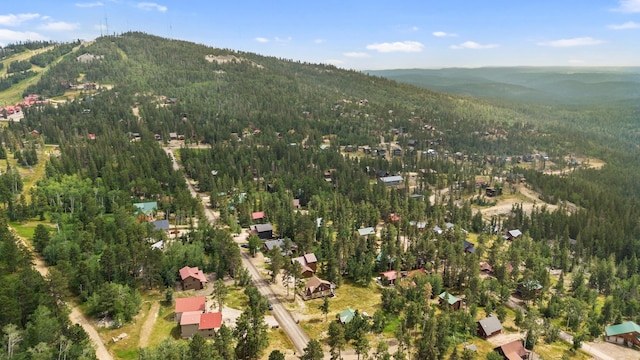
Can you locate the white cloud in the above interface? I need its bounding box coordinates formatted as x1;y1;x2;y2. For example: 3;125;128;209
608;21;640;29
0;29;46;45
274;36;291;43
255;37;269;43
450;41;498;49
39;21;79;31
537;37;603;47
75;2;104;7
0;13;41;26
314;39;325;44
613;0;640;12
433;31;458;37
136;2;168;12
343;52;370;58
568;59;586;65
366;41;424;53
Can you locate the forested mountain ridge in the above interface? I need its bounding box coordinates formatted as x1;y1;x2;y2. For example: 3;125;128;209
3;31;640;359
367;67;640;105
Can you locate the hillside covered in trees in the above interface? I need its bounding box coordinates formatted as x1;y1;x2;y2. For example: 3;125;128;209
1;31;640;359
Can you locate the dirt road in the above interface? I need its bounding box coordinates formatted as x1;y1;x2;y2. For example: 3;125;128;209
14;231;113;360
138;301;160;348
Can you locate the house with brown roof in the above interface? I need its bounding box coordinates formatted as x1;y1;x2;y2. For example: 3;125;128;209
494;339;530;360
292;253;317;278
302;276;335;300
179;266;207;291
174;296;206;322
480;262;494;274
477;315;503;338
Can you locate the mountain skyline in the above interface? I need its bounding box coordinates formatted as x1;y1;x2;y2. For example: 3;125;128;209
1;0;639;70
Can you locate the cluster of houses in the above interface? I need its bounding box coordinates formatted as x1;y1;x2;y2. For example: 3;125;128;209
1;93;47;117
248;220;336;300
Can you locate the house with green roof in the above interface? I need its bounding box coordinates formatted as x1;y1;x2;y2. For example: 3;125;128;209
438;291;463;311
134;201;158;222
605;321;640;348
338;309;356;324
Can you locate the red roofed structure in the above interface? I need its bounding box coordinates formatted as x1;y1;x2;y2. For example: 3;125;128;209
380;270;399;285
179;266;207;290
199;312;222;331
251;211;265;221
179;311;223;338
174;296;206;322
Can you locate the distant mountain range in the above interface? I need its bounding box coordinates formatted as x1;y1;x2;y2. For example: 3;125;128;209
366;67;640;105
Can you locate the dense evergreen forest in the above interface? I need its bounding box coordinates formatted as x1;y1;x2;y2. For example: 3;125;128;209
2;32;640;359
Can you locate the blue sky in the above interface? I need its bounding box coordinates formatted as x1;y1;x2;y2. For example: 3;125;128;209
1;0;639;69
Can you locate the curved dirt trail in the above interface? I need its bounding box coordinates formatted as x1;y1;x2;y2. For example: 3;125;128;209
15;231;113;360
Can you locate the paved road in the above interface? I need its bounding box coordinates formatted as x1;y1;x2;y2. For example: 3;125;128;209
167;147;310;354
14;231;113;360
240;252;309;354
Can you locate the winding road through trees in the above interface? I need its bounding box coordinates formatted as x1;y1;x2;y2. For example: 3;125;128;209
165;146;310;354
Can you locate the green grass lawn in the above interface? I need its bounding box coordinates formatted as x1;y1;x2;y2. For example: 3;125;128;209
298;280;382;340
147;301;180;348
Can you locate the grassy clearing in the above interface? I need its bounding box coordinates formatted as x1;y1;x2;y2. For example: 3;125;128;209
147;301;179;348
298;281;382;340
263;328;295;358
102;299;155;359
535;341;591;360
225;285;249;309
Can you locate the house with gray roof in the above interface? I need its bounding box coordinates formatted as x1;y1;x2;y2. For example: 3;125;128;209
477;315;503;338
358;227;376;237
250;223;273;239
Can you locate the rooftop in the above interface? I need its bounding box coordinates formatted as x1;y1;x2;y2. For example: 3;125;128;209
175;296;206;314
605;321;640;337
179;266;207;283
199;312;223;330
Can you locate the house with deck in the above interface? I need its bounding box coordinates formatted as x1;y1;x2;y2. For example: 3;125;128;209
302;276;335;300
605;321;640;348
